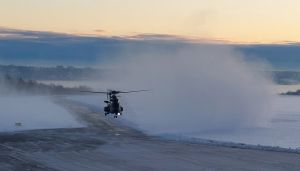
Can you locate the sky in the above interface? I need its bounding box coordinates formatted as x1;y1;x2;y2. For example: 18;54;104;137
0;0;300;43
1;28;300;70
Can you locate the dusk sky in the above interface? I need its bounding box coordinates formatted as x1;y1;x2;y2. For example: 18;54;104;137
1;0;300;43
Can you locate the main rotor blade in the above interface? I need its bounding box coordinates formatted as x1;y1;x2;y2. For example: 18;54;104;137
118;90;150;93
79;91;108;94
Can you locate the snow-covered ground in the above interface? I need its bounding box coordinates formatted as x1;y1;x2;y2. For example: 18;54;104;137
184;86;300;149
0;96;83;132
36;80;300;149
187;95;300;149
66;92;300;149
1;97;300;171
273;84;300;94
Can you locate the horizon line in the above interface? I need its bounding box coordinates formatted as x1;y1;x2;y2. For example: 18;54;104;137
1;26;300;46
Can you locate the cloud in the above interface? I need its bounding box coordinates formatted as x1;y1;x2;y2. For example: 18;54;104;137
126;33;188;41
0;27;300;69
93;29;106;33
0;27;73;40
236;44;300;70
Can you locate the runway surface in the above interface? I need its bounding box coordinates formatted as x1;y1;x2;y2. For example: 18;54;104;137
0;98;300;171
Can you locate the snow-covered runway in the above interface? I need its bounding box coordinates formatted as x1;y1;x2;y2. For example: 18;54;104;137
0;98;299;171
67;94;300;149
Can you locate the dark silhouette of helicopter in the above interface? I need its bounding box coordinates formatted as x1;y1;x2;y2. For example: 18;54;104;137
80;90;149;118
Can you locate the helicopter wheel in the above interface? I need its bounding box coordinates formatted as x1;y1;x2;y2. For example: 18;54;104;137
114;115;118;118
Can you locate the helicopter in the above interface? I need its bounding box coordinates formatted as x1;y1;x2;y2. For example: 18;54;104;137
80;89;149;118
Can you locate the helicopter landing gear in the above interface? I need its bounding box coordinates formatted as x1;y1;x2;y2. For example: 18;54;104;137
104;106;109;116
114;115;118;118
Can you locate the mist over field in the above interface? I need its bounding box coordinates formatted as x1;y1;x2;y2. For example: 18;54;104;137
0;96;82;132
0;76;83;132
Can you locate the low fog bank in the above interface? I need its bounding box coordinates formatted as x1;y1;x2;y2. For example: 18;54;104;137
0;96;83;132
0;94;83;132
0;73;88;132
100;44;274;135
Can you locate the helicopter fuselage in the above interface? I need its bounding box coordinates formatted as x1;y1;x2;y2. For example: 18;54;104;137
80;89;148;119
104;94;123;118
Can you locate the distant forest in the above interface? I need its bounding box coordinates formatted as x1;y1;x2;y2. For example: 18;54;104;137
0;64;300;85
271;71;300;85
0;65;103;81
0;75;91;95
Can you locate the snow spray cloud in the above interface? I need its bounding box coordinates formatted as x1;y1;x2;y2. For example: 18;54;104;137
102;43;273;135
